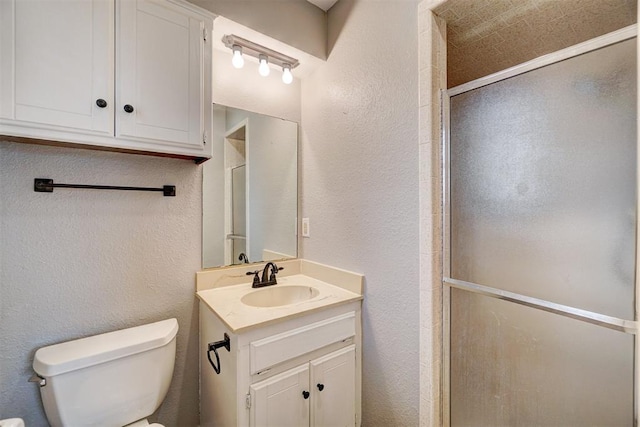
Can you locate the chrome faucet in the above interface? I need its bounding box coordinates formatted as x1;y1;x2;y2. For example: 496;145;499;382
246;262;283;288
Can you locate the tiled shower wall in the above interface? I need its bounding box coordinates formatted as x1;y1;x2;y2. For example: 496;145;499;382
418;1;447;425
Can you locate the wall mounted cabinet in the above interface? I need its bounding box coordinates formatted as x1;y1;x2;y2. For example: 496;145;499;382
0;0;213;162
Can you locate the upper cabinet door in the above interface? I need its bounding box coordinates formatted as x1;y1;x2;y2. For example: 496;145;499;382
116;0;211;154
310;345;356;427
0;0;114;134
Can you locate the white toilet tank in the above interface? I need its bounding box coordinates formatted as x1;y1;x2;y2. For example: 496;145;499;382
33;318;179;427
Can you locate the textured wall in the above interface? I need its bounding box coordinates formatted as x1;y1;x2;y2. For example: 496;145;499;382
0;142;202;426
301;0;421;424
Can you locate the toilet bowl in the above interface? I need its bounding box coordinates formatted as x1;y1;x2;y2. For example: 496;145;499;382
32;318;178;427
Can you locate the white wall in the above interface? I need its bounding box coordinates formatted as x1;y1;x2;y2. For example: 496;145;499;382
0;143;201;426
301;0;421;424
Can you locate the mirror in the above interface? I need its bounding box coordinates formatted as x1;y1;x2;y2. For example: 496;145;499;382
203;105;298;269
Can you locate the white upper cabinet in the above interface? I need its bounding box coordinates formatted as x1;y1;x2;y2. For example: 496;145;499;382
0;0;114;135
0;0;213;161
117;0;210;153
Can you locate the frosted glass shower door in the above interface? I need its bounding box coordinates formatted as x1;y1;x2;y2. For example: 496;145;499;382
446;36;637;426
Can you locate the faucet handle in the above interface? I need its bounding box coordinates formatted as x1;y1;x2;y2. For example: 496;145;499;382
246;270;260;285
269;265;284;281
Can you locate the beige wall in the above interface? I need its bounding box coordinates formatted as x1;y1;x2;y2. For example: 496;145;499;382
301;0;421;424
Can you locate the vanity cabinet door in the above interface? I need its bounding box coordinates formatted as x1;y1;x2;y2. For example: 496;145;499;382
248;345;357;426
310;345;356;427
116;0;211;156
250;363;310;427
0;0;113;134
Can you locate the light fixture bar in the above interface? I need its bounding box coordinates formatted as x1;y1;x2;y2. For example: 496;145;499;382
222;34;300;69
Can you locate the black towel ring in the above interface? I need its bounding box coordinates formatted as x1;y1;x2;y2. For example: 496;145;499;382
207;333;231;374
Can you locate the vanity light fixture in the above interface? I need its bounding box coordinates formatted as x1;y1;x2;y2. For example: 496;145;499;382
222;34;299;84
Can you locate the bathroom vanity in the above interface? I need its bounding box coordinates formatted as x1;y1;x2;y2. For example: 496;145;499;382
197;259;363;426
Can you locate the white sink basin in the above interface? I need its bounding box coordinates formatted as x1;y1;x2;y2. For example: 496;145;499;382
241;285;320;308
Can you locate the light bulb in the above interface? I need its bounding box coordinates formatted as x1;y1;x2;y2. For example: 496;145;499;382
231;46;244;69
282;64;293;84
258;55;270;77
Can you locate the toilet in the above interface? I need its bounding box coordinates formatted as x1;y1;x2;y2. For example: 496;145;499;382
32;318;178;427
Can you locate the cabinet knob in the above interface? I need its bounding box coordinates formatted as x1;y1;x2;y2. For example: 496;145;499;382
123;104;134;113
302;391;310;399
317;383;324;392
96;99;107;108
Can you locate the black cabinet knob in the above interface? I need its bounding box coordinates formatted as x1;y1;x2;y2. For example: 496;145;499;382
96;99;107;108
123;104;134;113
317;383;324;391
302;391;310;399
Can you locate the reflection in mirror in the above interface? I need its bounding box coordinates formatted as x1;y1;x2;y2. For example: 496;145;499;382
203;105;298;269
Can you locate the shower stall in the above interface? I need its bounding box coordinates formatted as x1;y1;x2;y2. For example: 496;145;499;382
443;27;638;426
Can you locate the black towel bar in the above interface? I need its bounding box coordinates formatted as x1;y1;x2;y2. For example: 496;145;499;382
34;178;176;197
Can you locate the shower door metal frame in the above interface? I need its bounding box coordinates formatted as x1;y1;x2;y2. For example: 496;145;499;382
441;24;639;427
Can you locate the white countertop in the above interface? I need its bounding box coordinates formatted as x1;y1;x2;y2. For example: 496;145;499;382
197;274;363;333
